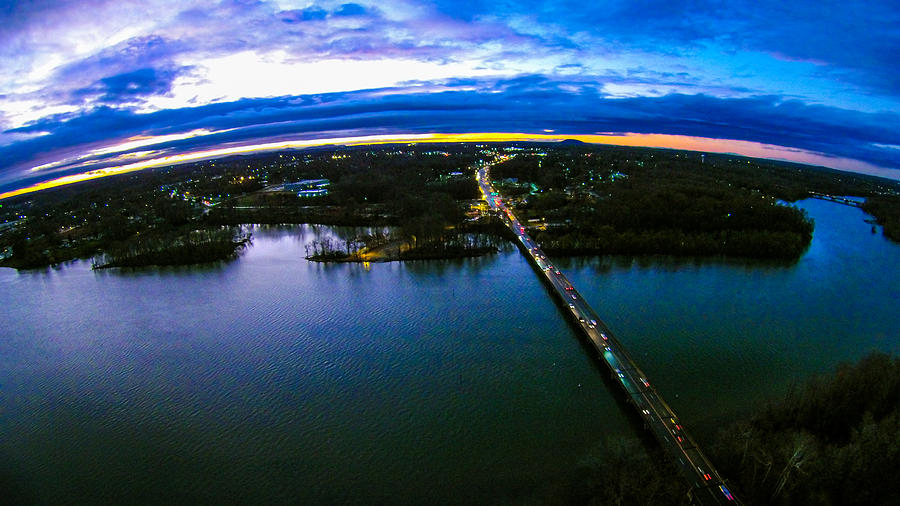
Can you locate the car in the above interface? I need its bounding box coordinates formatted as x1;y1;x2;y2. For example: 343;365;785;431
568;303;575;309
570;294;577;300
615;369;625;379
555;270;561;275
640;377;650;387
565;286;573;290
718;485;735;501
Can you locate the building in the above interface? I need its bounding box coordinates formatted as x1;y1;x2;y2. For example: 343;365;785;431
284;179;330;197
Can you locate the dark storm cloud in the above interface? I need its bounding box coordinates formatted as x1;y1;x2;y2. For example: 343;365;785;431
50;36;190;96
4;76;898;185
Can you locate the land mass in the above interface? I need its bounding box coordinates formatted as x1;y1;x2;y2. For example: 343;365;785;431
545;352;900;505
1;143;899;269
710;351;900;505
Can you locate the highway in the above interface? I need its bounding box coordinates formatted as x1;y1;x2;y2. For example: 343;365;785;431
477;167;739;505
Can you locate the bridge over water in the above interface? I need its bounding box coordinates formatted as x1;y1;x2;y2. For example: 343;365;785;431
808;192;863;208
477;167;739;505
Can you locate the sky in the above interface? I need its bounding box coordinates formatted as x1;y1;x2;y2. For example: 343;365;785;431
1;0;899;198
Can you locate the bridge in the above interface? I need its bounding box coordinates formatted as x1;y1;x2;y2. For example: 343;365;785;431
808;192;863;208
477;167;739;505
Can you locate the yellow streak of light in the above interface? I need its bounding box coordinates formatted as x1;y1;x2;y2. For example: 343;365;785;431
88;129;234;158
0;131;878;201
27;128;237;174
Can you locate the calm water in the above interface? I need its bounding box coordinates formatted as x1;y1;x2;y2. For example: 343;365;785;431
1;200;898;503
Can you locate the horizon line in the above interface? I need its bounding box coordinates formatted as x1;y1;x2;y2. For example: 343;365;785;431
1;131;895;201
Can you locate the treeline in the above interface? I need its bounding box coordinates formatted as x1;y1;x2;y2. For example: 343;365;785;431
711;352;900;505
514;173;814;259
536;227;812;259
398;231;498;260
306;224;500;262
862;195;900;241
208;204;393;227
305;236;364;260
92;227;250;268
490;144;898;202
542;437;686;505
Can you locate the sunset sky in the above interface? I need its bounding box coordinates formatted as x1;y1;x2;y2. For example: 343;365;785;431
2;0;899;196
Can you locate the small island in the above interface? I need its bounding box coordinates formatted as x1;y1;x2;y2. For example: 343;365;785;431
91;228;251;269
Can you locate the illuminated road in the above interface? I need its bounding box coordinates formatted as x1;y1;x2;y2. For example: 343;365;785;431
477;167;739;505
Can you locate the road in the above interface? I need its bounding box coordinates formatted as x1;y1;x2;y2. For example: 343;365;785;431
477;167;739;505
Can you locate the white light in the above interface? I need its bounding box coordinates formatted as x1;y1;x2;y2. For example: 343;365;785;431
143;51;507;111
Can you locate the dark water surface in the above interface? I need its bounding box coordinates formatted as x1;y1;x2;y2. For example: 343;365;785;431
1;200;898;503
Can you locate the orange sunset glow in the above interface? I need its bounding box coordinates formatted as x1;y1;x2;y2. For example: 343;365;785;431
1;132;881;201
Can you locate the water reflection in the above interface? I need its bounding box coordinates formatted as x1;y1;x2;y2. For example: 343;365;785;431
559;254;798;274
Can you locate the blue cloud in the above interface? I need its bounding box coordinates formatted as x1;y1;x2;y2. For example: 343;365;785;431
334;3;367;17
280;8;328;23
73;67;187;104
431;0;899;97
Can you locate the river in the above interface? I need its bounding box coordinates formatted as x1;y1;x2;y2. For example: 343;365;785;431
1;199;897;503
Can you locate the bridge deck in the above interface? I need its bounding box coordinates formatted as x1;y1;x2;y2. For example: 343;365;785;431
477;167;739;505
808;192;863;207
